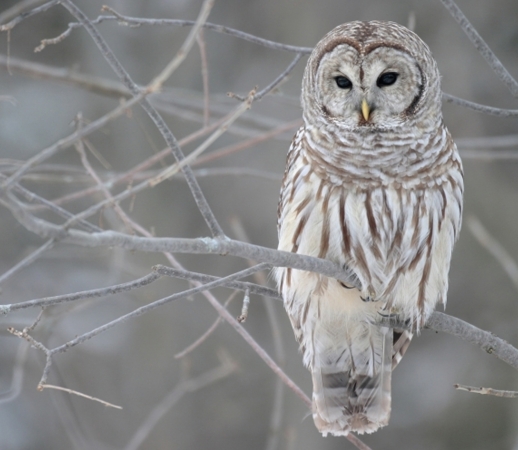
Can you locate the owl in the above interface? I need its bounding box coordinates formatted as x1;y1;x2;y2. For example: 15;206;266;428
276;21;463;436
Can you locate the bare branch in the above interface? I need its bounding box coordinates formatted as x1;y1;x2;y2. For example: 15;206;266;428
174;292;239;359
457;134;518;149
378;312;518;372
237;289;250;323
459;150;518;161
48;263;270;355
454;384;518;398
0;94;144;190
0;54;130;98
3;271;161;313
0;0;48;24
49;10;314;54
0;174;101;232
197;29;210;126
195;119;301;166
1;189;361;289
244;53;303;101
59;231;360;287
439;0;518;97
149;90;254;186
146;0;214;92
0;0;58;32
154;265;279;298
426;312;518;371
7;326;53;386
443;93;518;117
38;384;122;409
59;0;226;238
0;239;55;286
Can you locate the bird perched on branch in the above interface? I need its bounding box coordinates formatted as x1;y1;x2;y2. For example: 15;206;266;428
276;20;463;436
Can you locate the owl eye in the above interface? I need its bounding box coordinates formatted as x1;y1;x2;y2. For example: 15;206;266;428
334;76;352;89
377;72;399;87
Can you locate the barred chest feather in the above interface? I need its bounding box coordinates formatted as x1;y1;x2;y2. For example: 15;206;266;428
277;126;463;330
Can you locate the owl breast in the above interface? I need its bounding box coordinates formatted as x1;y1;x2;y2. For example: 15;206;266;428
277;127;463;330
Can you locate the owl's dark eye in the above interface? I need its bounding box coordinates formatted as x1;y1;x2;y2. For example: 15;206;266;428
377;72;399;87
335;76;352;89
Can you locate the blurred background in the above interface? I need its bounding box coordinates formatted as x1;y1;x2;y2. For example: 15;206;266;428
0;0;517;449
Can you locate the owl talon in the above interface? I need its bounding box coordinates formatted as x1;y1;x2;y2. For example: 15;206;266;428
339;281;354;289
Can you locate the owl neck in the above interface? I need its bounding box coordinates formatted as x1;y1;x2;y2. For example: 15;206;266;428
301;117;453;189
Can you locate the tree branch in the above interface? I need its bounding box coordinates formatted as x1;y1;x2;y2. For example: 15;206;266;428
439;0;518;97
426;312;518;371
59;0;226;238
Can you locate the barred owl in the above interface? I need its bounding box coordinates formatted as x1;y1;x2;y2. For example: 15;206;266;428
276;21;463;436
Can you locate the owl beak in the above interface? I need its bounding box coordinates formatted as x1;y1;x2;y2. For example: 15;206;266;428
361;98;370;121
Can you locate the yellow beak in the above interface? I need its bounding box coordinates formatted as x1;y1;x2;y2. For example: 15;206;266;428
361;99;370;121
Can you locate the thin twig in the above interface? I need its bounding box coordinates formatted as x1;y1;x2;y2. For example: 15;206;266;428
174;292;239;359
1;94;144;190
148;89;255;186
256;53;303;101
237;289;250;323
456;134;518;149
443;93;518;117
229;53;303;102
146;0;214;92
39;384;122;409
197;29;210;126
467;216;518;293
0;0;58;31
59;0;226;238
40;110;255;210
0;55;289;136
194;119;301;166
0;239;56;286
192;167;281;180
154;265;279;299
25;308;45;333
0;173;101;232
0;0;49;24
459;150;518;161
48;263;270;355
73;114;135;232
44;11;313;54
454;384;518;398
3;271;161;313
7;326;53;386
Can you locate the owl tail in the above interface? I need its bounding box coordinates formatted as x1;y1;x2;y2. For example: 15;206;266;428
310;322;394;436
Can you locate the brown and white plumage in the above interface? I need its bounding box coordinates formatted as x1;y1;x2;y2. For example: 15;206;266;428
276;21;463;436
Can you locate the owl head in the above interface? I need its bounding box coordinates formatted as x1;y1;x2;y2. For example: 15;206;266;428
302;21;442;133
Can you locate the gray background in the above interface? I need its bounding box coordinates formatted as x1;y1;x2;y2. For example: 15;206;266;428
0;0;517;449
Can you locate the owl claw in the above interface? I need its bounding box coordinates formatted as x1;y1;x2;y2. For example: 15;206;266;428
340;281;354;289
